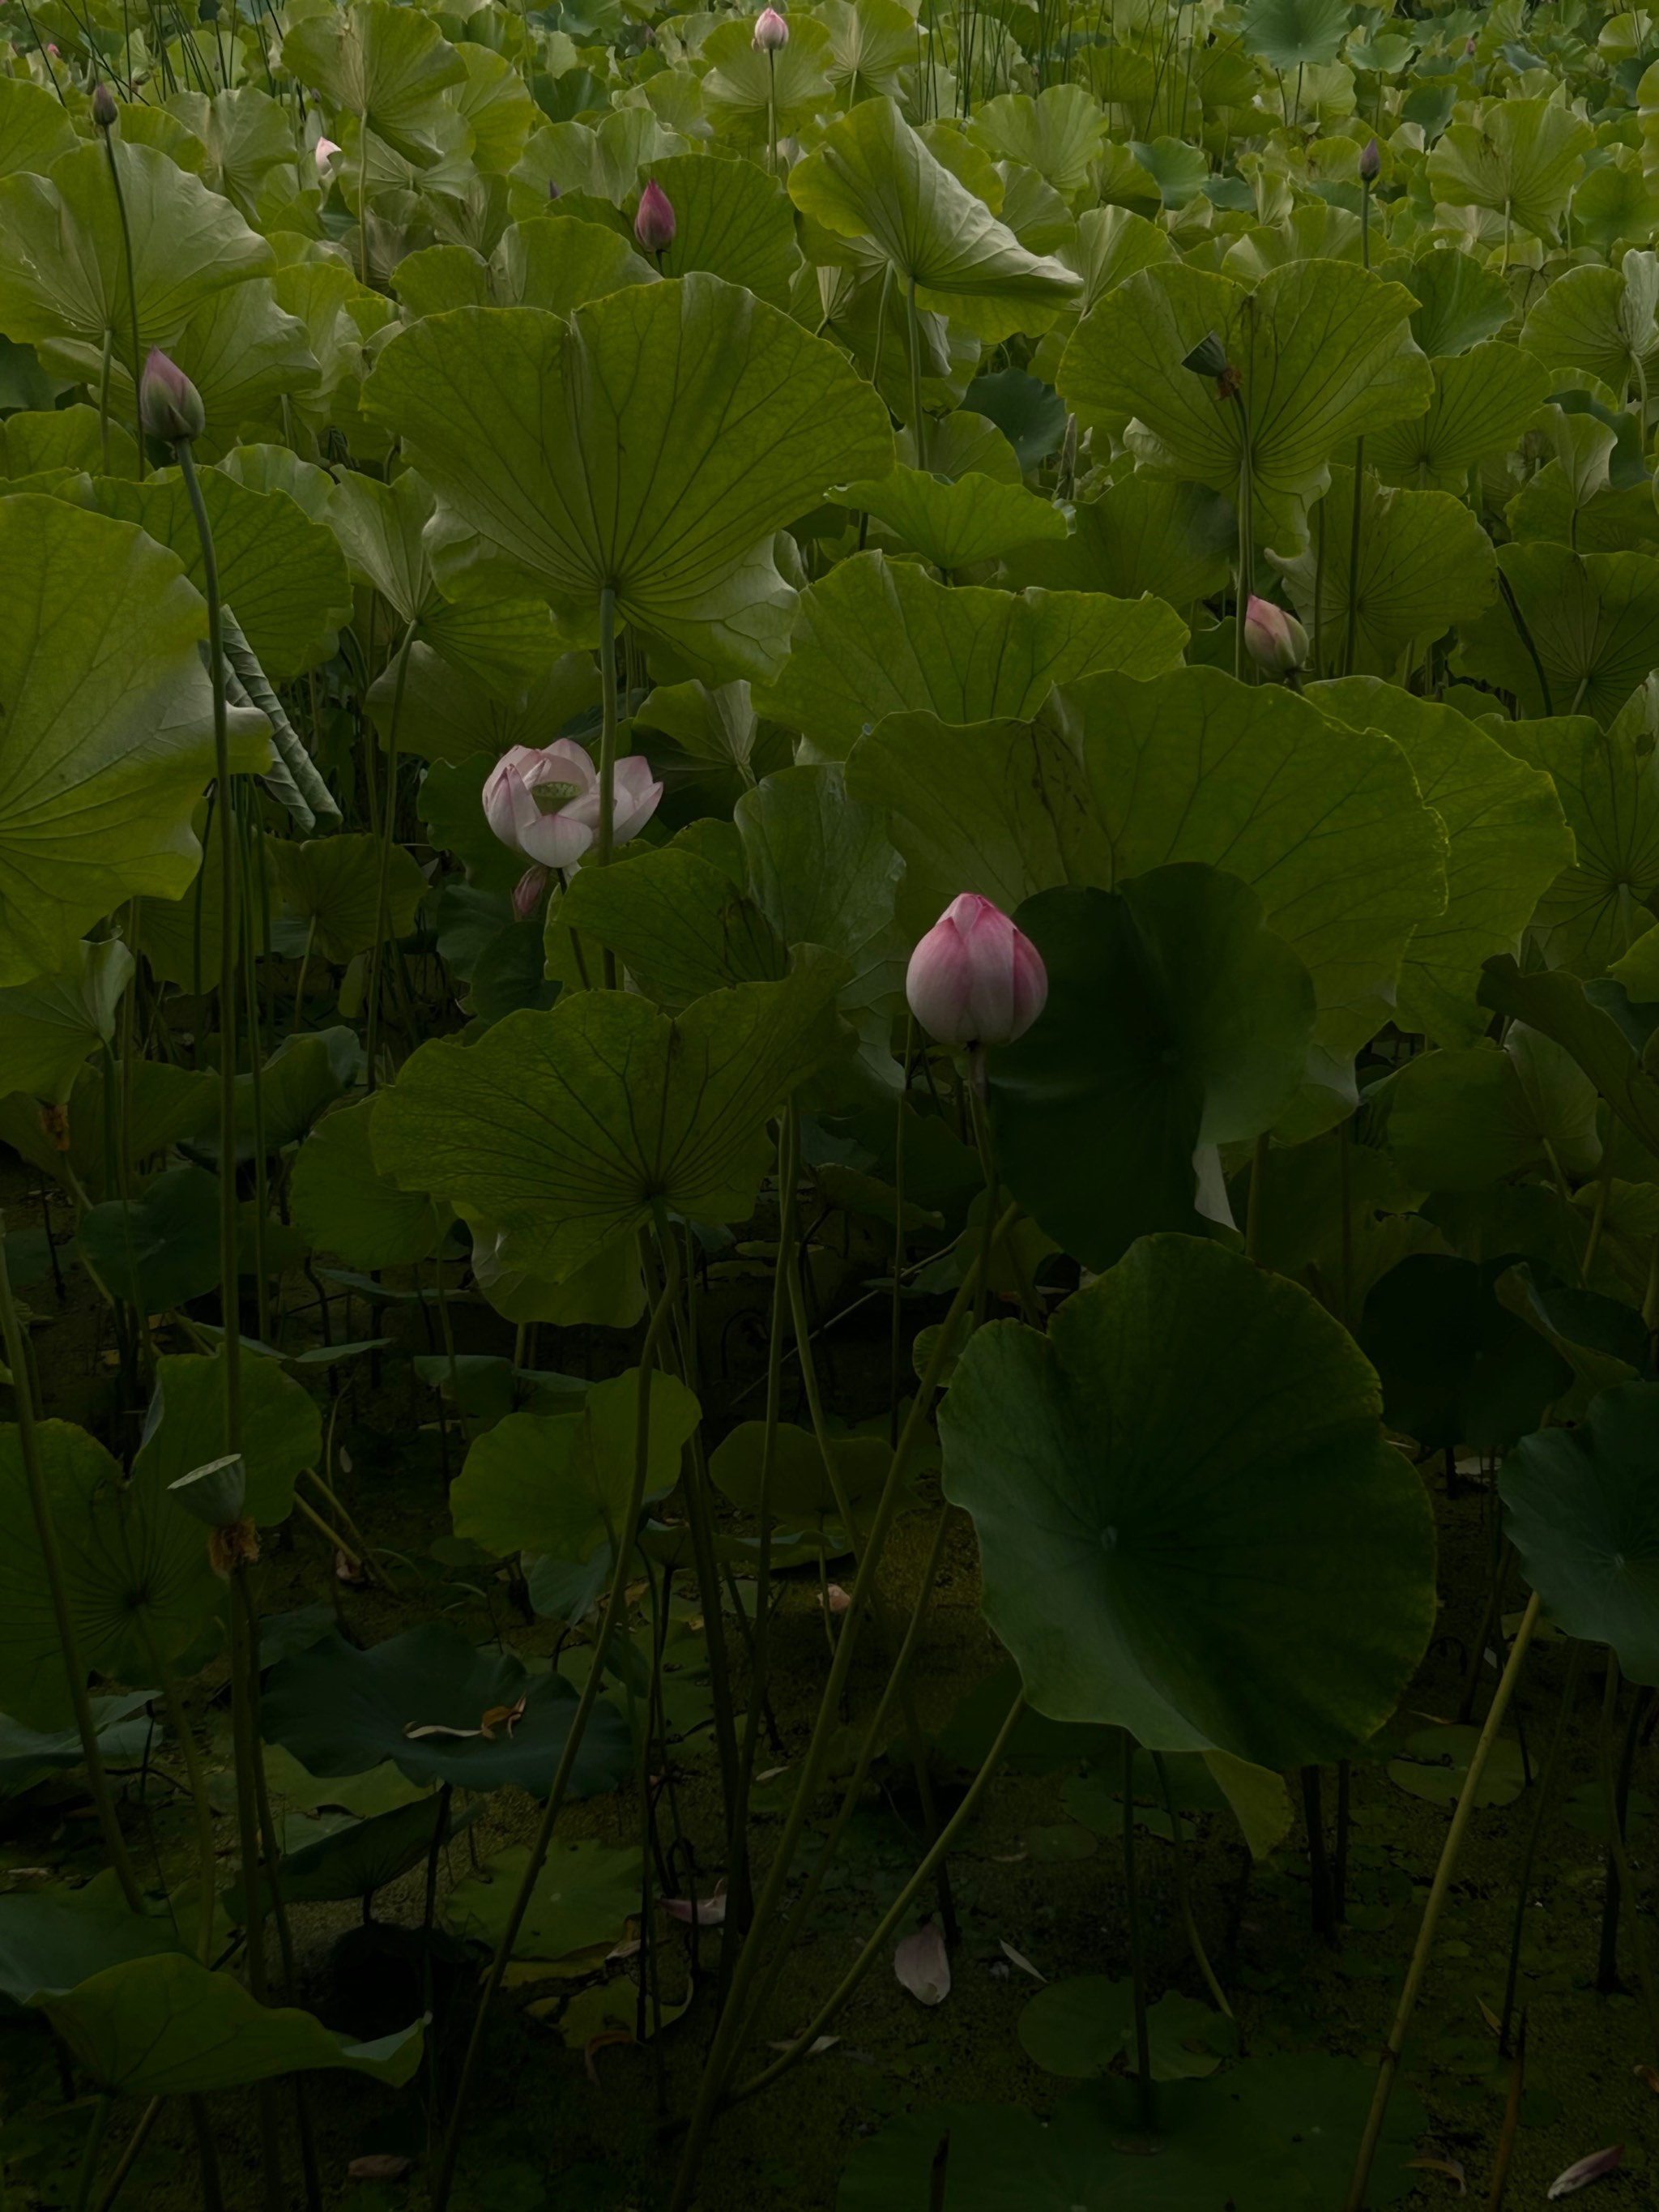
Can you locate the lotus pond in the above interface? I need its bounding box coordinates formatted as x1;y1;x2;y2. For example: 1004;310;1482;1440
6;0;1659;2204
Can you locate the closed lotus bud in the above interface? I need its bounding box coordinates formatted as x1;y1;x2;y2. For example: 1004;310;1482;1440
635;177;676;254
91;80;118;130
753;6;788;49
1358;136;1380;183
314;135;340;172
139;348;205;443
1243;593;1309;677
906;894;1047;1049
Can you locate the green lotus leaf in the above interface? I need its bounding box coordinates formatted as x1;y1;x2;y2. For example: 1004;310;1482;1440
1502;1381;1659;1683
1360;1253;1574;1453
646;152;802;308
164;86;301;223
0;497;267;989
1572;149;1659;255
373;955;847;1283
271;833;428;963
362;277;893;680
708;1419;891;1523
1058;257;1431;541
0;1419;220;1730
0;940;134;1106
1520;259;1659;401
454;41;538;173
0;77;77;181
1068;666;1448;1129
1004;472;1235;609
987;873;1316;1266
0;1893;181;2012
788;97;1081;339
1427;96;1593;245
1486;711;1659;972
131;1349;322;1527
0;141;272;390
393;216;655;318
1383;1040;1565;1190
1;405;138;484
6;1065;215;1207
1478;955;1659;1162
1276;465;1498;677
280;0;466;168
515;111;684;207
969;86;1109;202
1128;134;1209;211
759;552;1188;757
87;468;352;684
260;1622;632;1795
0;1692;158;1799
817;0;919;102
225;1028;360;1155
1310;678;1573;1044
938;1235;1436;1765
451;1367;701;1561
1402;249;1513;359
140;277;321;458
700;15;835;145
230;1792;469;1919
41;1953;422;2096
1240;0;1351;69
735;762;904;992
369;643;597;764
557;847;788;1006
1368;344;1552;490
446;1838;642;1961
835;463;1068;570
291;1097;450;1270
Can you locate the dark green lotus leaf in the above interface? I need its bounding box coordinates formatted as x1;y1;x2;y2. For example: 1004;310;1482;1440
987;872;1316;1269
0;1691;157;1798
835;464;1068;572
939;1236;1437;1766
1502;1381;1659;1683
280;0;465;169
76;1163;223;1313
445;1838;642;1960
650;152;802;309
1004;473;1235;609
259;1623;632;1796
1457;545;1659;728
0;1891;183;2005
1479;955;1659;1159
131;1350;321;1527
1018;1977;1236;2082
1427;96;1592;246
372;957;848;1284
1359;1253;1574;1452
1240;0;1350;69
1403;251;1512;359
709;1420;891;1525
557;847;787;1007
290;1096;450;1271
271;834;429;964
228;1792;473;1920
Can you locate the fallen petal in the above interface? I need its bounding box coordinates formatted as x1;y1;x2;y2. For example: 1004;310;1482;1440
403;1723;484;1741
347;2155;412;2182
999;1939;1046;1985
767;2035;839;2057
1549;2146;1624;2198
894;1922;951;2006
820;1583;854;1614
1634;2063;1659;2094
1406;2158;1466;2195
663;1881;727;1927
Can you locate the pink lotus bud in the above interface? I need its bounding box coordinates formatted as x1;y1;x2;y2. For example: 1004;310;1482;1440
635;178;676;254
1358;136;1380;182
482;741;663;872
905;894;1047;1049
91;81;117;130
512;865;550;921
314;135;340;172
1242;594;1308;677
753;6;789;49
139;349;205;444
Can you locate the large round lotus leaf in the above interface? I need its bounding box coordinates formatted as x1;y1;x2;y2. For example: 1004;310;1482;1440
445;1838;642;1961
229;1794;472;1921
290;1096;450;1271
938;1236;1436;1766
987;872;1316;1269
1502;1381;1659;1683
361;275;893;681
0;496;268;989
1358;1254;1574;1453
708;1420;891;1524
259;1623;632;1796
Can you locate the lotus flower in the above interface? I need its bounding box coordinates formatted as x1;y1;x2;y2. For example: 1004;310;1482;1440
138;349;205;444
1358;135;1381;182
314;135;340;172
91;81;117;129
484;741;663;916
753;6;789;48
635;178;676;254
1242;594;1309;677
906;895;1047;1049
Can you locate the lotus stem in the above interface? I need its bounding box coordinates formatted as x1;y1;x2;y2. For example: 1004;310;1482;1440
72;2095;115;2212
98;126;147;476
365;618;416;1090
91;2096;161;2212
1498;1639;1584;2052
1154;1751;1232;2018
906;274;928;470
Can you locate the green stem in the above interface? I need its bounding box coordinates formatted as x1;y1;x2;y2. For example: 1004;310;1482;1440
596;585;620;989
0;1219;144;1911
1245;1132;1269;1264
889;1014;915;1445
1342;438;1365;679
99;130;146;476
1154;1752;1232;2018
98;325;113;476
72;2096;115;2212
365;620;416;1090
906;275;927;470
1498;1640;1584;2052
143;1633;217;1962
766;45;777;177
1342;1589;1541;2212
90;2097;162;2212
428;1235;683;2212
1123;1730;1155;2133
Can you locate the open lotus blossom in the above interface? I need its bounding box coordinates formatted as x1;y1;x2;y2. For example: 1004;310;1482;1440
753;5;788;47
1242;593;1309;677
314;135;341;171
138;348;205;444
635;177;676;253
484;741;662;918
906;894;1047;1049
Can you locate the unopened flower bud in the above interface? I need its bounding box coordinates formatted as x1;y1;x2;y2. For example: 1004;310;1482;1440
1358;136;1380;183
753;6;789;49
906;894;1047;1049
91;80;117;130
313;135;340;172
635;177;676;254
139;348;205;444
1243;594;1309;678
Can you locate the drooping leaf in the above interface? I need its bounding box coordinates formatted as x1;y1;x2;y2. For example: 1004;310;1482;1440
131;1351;322;1527
0;940;134;1104
1359;1254;1575;1452
290;1097;450;1270
271;833;429;963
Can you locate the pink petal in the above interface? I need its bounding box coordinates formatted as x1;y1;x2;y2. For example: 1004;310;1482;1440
663;1883;727;1927
1549;2146;1624;2198
894;1922;950;2005
999;1939;1045;1984
819;1582;853;1614
347;2155;412;2180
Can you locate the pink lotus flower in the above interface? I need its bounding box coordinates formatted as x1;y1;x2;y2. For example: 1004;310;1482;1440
635;178;676;254
139;348;204;444
905;895;1047;1049
314;135;340;172
753;6;789;48
1242;593;1308;677
484;741;662;915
